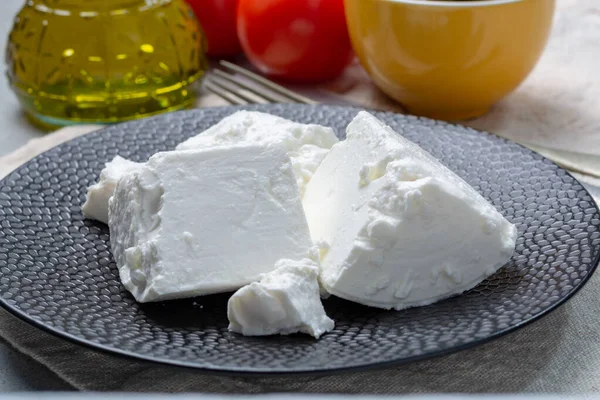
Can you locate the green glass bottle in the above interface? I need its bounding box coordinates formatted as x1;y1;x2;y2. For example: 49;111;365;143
6;0;207;128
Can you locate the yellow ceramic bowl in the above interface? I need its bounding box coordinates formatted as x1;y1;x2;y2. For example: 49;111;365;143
344;0;555;120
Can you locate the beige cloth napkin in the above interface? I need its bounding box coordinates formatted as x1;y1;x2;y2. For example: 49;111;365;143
0;280;598;393
1;0;600;393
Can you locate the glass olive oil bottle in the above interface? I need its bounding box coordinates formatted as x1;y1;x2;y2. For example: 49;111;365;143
6;0;207;128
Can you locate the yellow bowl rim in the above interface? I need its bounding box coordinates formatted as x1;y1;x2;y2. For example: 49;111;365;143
370;0;523;7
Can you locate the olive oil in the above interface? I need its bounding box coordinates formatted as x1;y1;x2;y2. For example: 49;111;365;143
6;0;207;128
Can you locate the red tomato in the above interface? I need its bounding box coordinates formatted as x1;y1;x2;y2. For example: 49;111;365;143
237;0;354;83
185;0;241;58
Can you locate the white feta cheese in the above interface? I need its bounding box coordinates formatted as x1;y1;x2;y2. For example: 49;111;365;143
176;111;339;195
108;145;313;303
227;258;334;339
303;111;518;310
81;156;143;224
82;112;338;224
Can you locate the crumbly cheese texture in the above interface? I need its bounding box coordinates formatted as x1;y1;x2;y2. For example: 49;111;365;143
82;156;143;224
227;258;334;338
108;145;313;303
176;111;339;196
303;111;518;310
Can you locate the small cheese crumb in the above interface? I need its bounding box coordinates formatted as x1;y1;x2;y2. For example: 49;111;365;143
227;258;334;339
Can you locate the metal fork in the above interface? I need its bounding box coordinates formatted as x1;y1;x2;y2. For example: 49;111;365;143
203;60;318;106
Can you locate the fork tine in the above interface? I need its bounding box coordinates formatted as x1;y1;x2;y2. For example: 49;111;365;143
206;75;262;104
213;69;286;103
209;73;269;104
219;60;318;105
203;80;248;105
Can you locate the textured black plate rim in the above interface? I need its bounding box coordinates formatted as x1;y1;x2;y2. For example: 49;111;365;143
0;104;599;376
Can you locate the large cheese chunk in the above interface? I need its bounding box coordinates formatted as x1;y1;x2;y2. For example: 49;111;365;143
303;111;518;310
109;145;313;303
176;111;339;195
82;112;338;224
82;156;143;224
227;258;334;339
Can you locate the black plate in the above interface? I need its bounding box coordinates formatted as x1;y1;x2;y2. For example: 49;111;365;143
0;104;599;374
